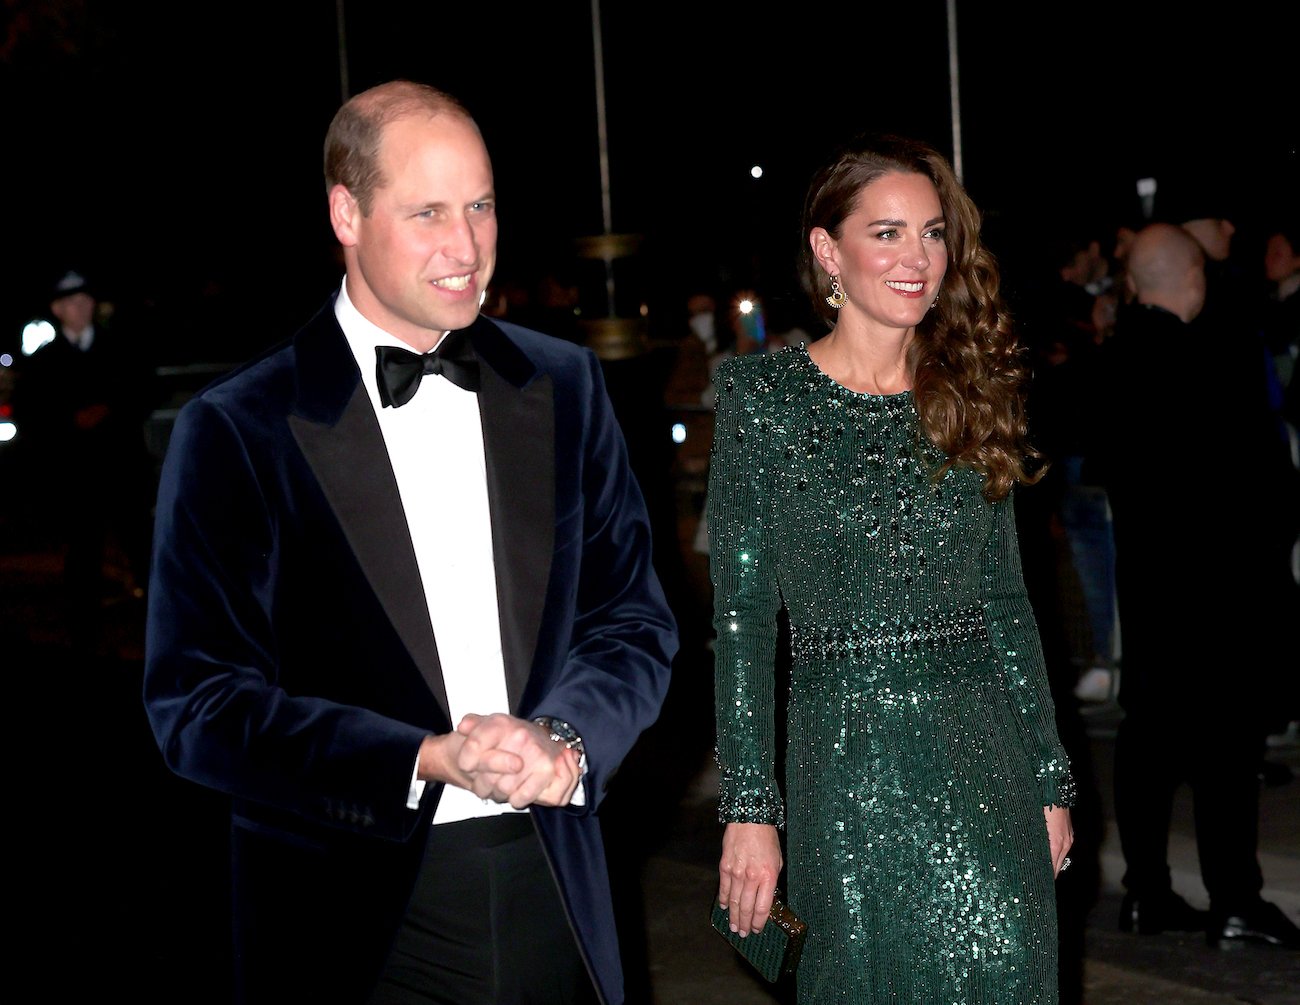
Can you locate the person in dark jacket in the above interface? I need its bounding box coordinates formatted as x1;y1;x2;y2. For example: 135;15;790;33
1087;222;1300;950
142;81;677;1004
12;269;157;652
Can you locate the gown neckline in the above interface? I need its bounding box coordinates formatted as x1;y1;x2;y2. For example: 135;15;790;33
794;342;914;401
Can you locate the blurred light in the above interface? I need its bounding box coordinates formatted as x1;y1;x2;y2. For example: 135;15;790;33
0;353;12;367
0;422;15;443
750;165;763;179
671;422;687;444
735;292;766;345
639;302;649;317
1136;176;1157;221
22;319;56;356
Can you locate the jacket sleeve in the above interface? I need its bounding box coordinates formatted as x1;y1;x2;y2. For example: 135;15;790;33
526;349;678;814
143;395;432;841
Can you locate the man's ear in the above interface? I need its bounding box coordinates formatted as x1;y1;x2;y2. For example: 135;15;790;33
329;185;361;247
809;227;839;275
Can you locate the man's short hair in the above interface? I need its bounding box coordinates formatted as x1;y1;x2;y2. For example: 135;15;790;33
323;80;476;215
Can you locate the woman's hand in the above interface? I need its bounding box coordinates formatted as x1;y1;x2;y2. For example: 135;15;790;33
1044;805;1074;877
718;822;782;936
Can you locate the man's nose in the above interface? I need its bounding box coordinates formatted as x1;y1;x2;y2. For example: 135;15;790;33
443;216;478;264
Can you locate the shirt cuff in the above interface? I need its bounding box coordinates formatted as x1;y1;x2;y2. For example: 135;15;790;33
570;753;588;807
408;752;425;810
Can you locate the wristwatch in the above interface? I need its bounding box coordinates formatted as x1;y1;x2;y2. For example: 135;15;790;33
533;716;587;771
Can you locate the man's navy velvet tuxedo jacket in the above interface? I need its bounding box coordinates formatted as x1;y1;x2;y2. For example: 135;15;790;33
143;297;677;1003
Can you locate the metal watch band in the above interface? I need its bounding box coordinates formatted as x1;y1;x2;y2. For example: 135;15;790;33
533;716;585;756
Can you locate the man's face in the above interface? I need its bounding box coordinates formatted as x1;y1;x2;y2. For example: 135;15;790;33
51;292;95;333
1264;233;1298;284
332;112;497;351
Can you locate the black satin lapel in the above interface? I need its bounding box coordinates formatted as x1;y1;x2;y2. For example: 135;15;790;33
478;364;554;713
290;388;451;723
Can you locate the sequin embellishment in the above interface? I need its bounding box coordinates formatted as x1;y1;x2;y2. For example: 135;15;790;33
707;346;1073;1004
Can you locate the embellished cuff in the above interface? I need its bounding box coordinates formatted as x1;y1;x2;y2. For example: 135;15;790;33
1041;764;1078;809
717;774;786;828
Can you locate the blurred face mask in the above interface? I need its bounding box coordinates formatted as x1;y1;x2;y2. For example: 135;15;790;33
689;311;716;350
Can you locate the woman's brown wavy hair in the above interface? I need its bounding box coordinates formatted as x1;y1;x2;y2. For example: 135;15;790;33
799;133;1042;501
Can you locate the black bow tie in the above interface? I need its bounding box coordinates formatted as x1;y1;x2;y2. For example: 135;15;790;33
375;335;480;407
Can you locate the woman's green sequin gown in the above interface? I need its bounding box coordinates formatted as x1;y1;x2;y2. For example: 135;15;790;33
709;346;1074;1004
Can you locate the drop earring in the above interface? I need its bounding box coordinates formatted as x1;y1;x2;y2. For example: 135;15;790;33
825;275;847;310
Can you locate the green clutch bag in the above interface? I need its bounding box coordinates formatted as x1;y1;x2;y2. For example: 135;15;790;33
710;892;807;983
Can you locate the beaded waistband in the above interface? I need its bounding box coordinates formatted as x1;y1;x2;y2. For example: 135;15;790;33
789;607;988;662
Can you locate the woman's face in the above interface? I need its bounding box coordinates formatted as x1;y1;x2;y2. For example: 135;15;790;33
812;171;948;335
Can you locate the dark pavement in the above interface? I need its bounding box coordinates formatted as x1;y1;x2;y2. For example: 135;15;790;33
3;509;1297;1005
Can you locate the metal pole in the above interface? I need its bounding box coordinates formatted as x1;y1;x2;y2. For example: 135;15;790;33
590;0;616;315
336;0;350;102
946;0;963;184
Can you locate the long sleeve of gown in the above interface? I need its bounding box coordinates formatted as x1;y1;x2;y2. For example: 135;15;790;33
707;359;785;826
980;494;1077;808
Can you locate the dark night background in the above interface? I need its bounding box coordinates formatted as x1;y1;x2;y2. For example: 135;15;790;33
2;5;1299;1002
3;0;1296;364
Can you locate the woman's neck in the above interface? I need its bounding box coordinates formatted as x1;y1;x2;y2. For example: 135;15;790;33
808;322;914;395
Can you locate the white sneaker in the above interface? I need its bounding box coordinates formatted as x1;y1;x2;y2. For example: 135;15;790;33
1073;666;1114;703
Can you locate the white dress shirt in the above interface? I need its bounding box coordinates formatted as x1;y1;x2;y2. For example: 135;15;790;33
335;281;522;824
64;323;95;351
